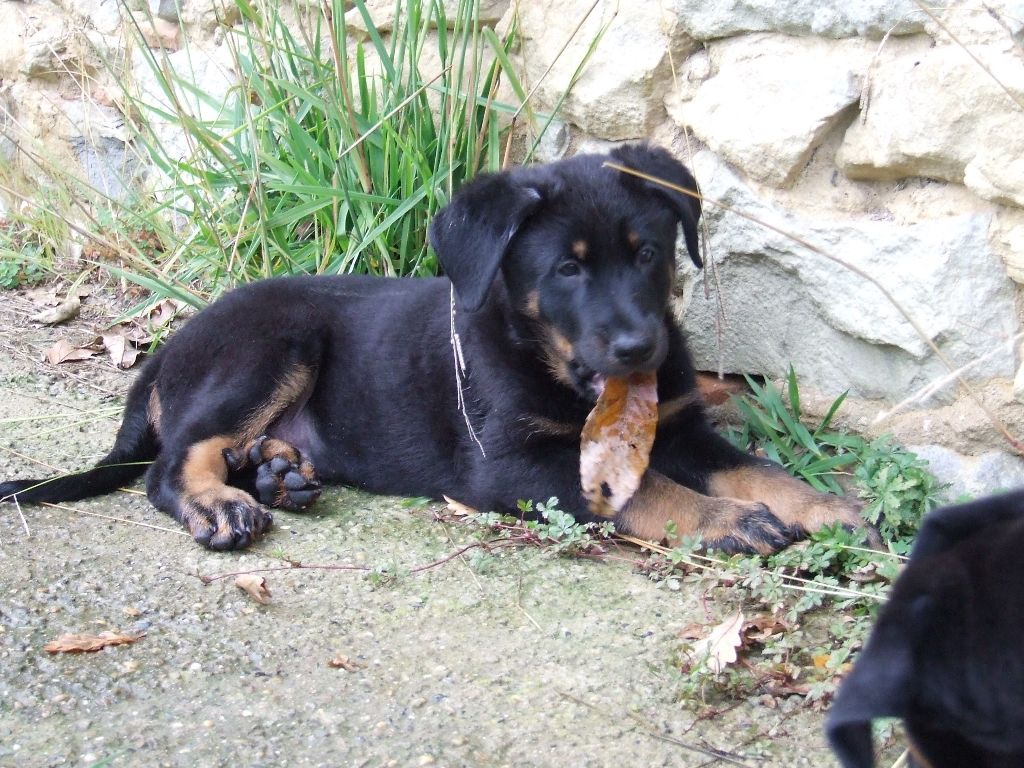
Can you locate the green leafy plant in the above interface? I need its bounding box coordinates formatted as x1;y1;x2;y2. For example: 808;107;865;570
663;368;946;706
470;497;616;558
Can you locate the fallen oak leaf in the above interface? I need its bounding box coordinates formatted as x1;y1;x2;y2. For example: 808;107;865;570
443;495;479;517
43;338;99;365
327;655;363;671
580;371;658;518
31;294;81;326
742;614;791;645
101;332;141;369
44;631;144;654
234;574;272;604
688;611;744;674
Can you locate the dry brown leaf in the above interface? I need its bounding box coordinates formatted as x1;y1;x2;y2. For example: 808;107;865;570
579;372;658;518
689;611;744;674
443;495;479;517
234;574;272;604
101;333;141;369
31;295;81;326
327;655;363;671
147;298;182;330
44;631;144;654
44;338;98;365
22;287;60;306
742;614;791;645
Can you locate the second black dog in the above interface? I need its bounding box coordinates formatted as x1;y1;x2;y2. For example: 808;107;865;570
828;488;1024;767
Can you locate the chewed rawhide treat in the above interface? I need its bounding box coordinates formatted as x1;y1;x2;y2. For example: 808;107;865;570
580;372;658;519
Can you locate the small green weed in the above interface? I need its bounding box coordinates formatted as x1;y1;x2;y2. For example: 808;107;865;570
0;196;65;288
469;497;616;558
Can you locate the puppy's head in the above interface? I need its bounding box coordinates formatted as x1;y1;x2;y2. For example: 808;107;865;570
429;144;702;399
827;488;1024;768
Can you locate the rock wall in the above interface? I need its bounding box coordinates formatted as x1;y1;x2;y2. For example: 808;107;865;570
1;0;1023;479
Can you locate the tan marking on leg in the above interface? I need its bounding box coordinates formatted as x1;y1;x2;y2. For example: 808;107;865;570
708;466;865;534
148;386;162;435
238;364;314;448
250;437;301;466
615;470;702;542
572;239;588;260
656;393;701;424
180;436;237;497
617;470;786;555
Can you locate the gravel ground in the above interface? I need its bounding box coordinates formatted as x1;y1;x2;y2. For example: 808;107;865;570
0;289;849;768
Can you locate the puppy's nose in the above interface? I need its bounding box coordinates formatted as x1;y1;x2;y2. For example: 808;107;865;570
610;333;656;367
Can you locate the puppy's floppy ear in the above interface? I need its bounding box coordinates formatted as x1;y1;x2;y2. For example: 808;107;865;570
429;172;544;312
826;612;919;768
609;143;704;269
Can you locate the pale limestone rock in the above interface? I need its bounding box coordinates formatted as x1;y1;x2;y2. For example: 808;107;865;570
131;44;237;161
666;0;924;40
991;210;1024;284
908;444;1024;499
346;0;509;33
1015;350;1024;403
513;0;692;140
139;17;182;50
21;20;71;79
667;35;869;187
838;41;1024;208
53;0;123;36
175;0;241;32
0;3;26;80
677;150;1019;400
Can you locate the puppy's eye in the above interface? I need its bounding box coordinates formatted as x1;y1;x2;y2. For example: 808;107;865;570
558;261;581;277
637;245;657;264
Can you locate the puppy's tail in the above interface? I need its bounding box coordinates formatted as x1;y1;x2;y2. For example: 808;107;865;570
0;354;162;505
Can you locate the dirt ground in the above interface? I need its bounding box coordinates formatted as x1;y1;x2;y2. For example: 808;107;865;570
0;289;855;768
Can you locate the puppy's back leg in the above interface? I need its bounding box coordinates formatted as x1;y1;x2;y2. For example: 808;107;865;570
225;435;322;512
149;358;321;549
148;436;272;550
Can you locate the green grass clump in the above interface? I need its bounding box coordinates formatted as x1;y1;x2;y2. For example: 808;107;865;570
127;0;532;302
0;191;69;288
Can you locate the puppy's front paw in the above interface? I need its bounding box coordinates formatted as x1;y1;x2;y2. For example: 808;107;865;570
699;499;798;556
792;494;881;547
180;488;273;550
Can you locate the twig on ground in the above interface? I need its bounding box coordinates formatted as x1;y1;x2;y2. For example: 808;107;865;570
39;501;190;536
557;690;754;767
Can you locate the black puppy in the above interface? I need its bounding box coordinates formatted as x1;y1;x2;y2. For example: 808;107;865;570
827;488;1024;768
0;144;863;551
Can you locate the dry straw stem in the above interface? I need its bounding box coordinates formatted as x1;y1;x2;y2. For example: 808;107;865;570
914;0;1024;113
614;533;886;603
558;690;754;766
874;330;1024;423
604;161;1024;457
40;501;190;536
500;0;607;168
